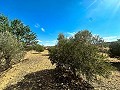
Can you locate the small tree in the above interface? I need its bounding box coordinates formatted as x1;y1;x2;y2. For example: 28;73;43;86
49;30;113;84
0;31;25;71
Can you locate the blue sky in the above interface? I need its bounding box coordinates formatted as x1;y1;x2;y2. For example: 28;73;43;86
0;0;120;46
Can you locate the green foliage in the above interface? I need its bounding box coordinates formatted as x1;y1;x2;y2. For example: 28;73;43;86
49;30;113;82
0;31;25;71
33;44;44;52
0;14;38;48
0;14;9;32
25;44;44;52
24;45;33;51
103;42;110;48
109;39;120;58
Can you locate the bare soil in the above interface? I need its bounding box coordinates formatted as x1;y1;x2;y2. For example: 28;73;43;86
0;50;55;90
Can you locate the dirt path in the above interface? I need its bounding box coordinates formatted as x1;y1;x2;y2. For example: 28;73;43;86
0;50;55;90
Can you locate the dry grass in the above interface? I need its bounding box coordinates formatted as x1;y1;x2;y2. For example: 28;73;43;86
92;71;120;90
92;52;120;90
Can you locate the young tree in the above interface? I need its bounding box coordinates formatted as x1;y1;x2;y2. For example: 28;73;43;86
49;30;113;84
0;31;25;71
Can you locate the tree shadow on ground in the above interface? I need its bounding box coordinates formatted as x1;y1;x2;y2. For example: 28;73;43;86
5;69;94;90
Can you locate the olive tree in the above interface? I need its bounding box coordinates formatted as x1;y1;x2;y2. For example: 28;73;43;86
49;30;113;83
0;31;25;71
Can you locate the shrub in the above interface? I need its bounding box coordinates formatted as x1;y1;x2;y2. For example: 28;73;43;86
33;44;44;52
24;45;33;51
0;31;25;71
24;44;44;52
109;39;120;58
49;30;113;84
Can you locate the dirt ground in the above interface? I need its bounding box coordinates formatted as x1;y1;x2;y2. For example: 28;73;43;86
0;50;55;90
0;50;120;90
92;71;120;90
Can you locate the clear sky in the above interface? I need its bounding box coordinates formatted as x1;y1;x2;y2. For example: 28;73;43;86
0;0;120;46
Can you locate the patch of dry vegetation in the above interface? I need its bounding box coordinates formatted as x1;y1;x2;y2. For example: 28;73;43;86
92;71;120;90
